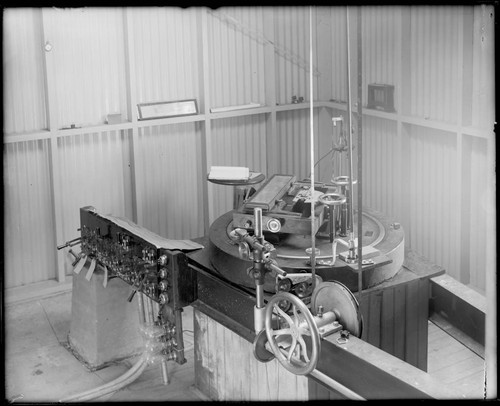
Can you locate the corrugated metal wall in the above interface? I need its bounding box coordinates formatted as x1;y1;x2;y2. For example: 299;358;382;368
410;7;460;123
461;135;488;288
276;109;320;181
3;9;47;133
274;7;317;106
56;130;134;276
130;7;200;105
3;7;493;295
404;125;460;280
43;8;127;127
361;116;399;220
207;8;267;109
137;123;205;239
208;115;268;221
361;7;398;108
329;7;348;103
3;140;56;288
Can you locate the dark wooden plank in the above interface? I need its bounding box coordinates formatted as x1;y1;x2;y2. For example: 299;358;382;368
417;278;430;371
402;247;446;279
367;291;382;348
393;283;406;361
381;287;395;355
359;294;370;342
404;280;419;367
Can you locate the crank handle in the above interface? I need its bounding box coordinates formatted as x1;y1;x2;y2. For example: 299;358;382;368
265;260;287;278
57;237;81;250
332;116;343;126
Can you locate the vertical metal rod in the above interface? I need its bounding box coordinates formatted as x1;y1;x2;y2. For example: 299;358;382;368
144;295;153;324
252;206;266;332
309;6;316;292
152;300;169;386
254;207;263;242
345;6;356;255
137;292;146;325
255;285;264;309
356;6;363;299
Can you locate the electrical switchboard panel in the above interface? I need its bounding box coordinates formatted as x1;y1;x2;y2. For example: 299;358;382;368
78;206;198;364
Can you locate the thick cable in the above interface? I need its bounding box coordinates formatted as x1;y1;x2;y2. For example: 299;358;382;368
59;356;148;402
59;293;153;402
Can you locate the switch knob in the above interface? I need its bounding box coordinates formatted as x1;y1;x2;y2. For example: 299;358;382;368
158;255;168;266
159;293;170;305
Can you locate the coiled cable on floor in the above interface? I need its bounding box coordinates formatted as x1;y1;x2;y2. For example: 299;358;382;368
59;355;148;402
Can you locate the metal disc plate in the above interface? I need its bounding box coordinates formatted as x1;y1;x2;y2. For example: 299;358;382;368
310;281;363;337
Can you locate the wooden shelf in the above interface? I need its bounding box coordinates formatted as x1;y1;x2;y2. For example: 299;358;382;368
4;100;488;143
135;113;206;128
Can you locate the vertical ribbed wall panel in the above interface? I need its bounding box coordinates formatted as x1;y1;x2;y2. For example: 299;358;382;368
274;7;316;106
329;7;348;103
3;140;56;287
462;135;488;289
362;7;398;108
410;7;459;124
57;130;134;275
405;125;459;280
43;8;127;127
131;7;200;105
3;9;47;134
209;115;268;221
207;7;267;109
362;116;399;220
276;109;322;181
137;123;204;239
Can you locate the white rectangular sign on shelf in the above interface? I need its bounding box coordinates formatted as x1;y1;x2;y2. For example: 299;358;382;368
208;166;250;180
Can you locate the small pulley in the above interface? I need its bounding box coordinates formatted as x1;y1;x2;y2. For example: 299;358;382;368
310;281;363;338
255;281;362;376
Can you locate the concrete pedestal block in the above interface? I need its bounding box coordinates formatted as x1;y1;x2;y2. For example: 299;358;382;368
68;265;143;370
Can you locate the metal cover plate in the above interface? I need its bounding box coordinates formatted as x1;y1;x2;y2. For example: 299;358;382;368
311;281;363;338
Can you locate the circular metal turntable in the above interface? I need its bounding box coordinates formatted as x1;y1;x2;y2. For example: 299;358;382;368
208;207;404;293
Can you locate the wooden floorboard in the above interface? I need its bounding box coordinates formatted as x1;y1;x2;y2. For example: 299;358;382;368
427;321;485;399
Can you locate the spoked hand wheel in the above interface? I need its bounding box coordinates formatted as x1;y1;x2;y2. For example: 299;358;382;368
265;292;320;375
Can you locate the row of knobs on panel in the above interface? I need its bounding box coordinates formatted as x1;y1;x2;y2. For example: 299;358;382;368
157;255;170;305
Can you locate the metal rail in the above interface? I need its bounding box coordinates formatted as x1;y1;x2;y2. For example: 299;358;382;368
309;369;366;400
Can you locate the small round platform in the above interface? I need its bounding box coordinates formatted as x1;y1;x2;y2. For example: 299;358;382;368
207;172;265;186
